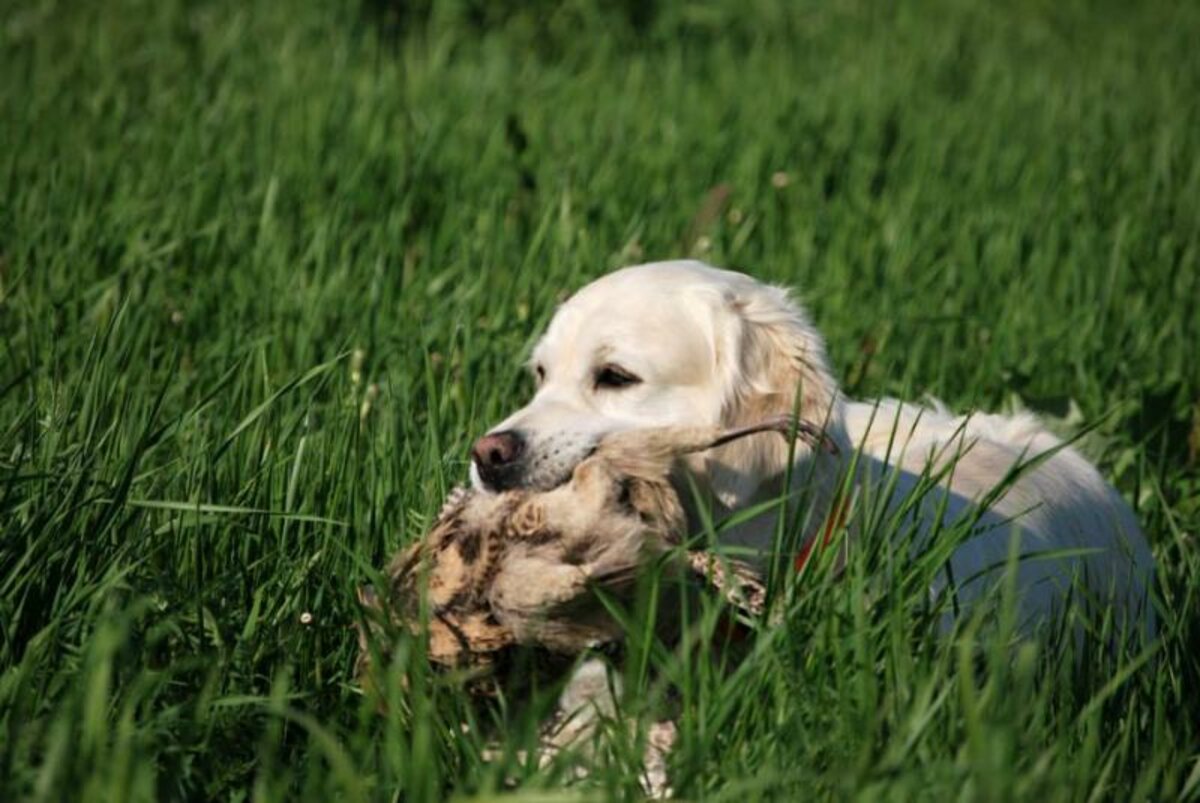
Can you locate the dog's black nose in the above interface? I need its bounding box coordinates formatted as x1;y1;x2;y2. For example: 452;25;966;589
471;430;526;488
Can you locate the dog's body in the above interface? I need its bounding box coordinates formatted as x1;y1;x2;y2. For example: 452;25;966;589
471;260;1155;641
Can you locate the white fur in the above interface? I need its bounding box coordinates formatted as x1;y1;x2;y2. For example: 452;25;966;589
479;260;1155;642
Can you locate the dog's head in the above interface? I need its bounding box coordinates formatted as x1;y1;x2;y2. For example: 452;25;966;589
471;260;848;510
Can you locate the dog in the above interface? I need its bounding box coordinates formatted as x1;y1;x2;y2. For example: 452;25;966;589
470;260;1156;643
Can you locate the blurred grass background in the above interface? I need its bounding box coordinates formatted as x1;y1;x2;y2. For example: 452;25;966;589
1;0;1198;799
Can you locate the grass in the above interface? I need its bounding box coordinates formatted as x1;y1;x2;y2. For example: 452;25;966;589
2;0;1199;799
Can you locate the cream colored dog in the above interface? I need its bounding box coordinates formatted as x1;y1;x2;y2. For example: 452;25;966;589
471;260;1155;642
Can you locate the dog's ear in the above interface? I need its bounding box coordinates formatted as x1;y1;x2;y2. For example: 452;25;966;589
698;280;847;509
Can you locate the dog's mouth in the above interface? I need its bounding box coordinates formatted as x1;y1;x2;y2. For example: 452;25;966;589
526;443;601;491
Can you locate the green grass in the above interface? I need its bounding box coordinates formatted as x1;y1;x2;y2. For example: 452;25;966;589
2;0;1199;799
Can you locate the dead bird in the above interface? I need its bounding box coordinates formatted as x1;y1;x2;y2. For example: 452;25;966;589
356;414;830;689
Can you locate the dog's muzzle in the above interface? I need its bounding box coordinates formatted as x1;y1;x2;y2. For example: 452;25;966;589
470;429;598;492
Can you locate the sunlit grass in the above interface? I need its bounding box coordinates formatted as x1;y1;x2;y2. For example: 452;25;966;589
1;0;1198;799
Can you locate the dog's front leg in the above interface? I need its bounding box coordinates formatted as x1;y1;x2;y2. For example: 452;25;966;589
540;657;622;760
540;658;676;798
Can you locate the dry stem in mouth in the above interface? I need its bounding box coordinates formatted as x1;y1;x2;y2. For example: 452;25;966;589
703;414;839;454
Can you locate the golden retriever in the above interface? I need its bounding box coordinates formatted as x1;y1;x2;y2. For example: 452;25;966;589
471;260;1156;641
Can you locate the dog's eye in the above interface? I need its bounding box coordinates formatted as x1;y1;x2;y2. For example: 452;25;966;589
594;363;641;390
534;364;546;384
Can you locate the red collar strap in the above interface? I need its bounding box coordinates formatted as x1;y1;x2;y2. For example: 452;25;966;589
794;493;850;572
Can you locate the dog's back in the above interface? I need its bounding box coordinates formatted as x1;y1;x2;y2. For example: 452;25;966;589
843;398;1155;642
